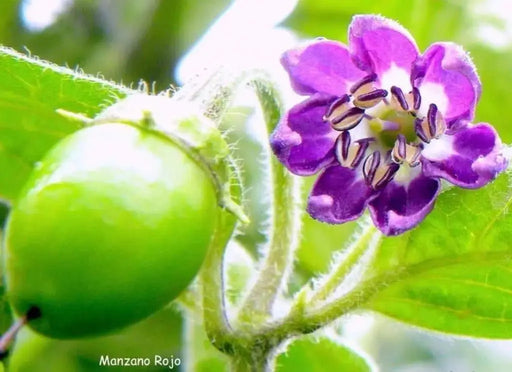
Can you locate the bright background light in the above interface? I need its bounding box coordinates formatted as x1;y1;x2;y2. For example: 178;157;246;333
21;0;72;32
176;0;298;85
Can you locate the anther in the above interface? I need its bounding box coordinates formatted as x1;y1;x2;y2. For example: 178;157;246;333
390;86;409;111
414;103;446;143
324;95;365;130
363;151;399;190
428;103;445;138
335;131;370;168
363;151;380;183
324;95;350;121
414;117;429;143
391;134;422;167
427;103;438;137
350;74;387;109
353;89;388;109
350;73;378;95
412;87;421;110
329;106;365;131
390;86;420;114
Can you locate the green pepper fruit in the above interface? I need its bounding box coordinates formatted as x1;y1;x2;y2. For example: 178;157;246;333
4;122;217;338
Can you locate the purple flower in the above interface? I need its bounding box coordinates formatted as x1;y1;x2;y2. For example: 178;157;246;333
271;15;508;236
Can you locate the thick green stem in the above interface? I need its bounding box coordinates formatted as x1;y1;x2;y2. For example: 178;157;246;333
309;224;378;305
201;208;238;353
230;354;267;372
237;80;302;325
238;160;299;323
230;357;252;372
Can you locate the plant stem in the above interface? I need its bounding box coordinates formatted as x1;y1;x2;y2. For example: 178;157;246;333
0;306;41;359
230;355;267;372
0;318;25;359
238;159;300;323
201;208;238;353
237;79;302;325
253;269;404;349
309;224;378;305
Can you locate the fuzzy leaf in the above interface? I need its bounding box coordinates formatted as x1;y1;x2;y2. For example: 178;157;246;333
274;336;372;372
366;171;512;338
0;47;132;202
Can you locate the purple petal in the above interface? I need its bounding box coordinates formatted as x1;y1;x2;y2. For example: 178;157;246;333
369;173;440;236
349;15;419;76
412;42;481;126
421;123;508;188
270;94;338;176
281;39;365;96
307;165;376;224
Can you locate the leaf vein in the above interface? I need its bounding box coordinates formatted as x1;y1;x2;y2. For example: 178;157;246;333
375;296;512;323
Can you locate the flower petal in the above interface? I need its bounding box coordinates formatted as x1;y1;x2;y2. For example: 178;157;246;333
270;94;338;176
349;15;419;77
307;165;376;224
281;39;365;96
369;173;440;235
421;123;507;188
412;42;481;126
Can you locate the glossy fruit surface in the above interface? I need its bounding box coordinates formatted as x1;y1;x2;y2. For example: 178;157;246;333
4;123;217;338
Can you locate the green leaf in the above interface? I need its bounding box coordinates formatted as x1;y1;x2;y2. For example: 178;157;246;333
471;46;512;143
370;262;512;338
0;46;132;202
284;0;470;50
366;171;512;338
273;335;372;372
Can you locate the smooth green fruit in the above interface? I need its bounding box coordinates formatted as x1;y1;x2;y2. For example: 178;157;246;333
4;123;217;338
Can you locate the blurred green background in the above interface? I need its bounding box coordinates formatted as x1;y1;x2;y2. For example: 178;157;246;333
2;0;512;371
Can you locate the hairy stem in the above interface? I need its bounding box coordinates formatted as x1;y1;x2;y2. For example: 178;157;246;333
309;224;378;305
238;159;300;323
237;79;302;325
252;268;404;349
201;208;238;353
230;355;267;372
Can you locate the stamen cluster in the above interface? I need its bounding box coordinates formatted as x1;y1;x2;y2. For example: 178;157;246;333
325;73;447;191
